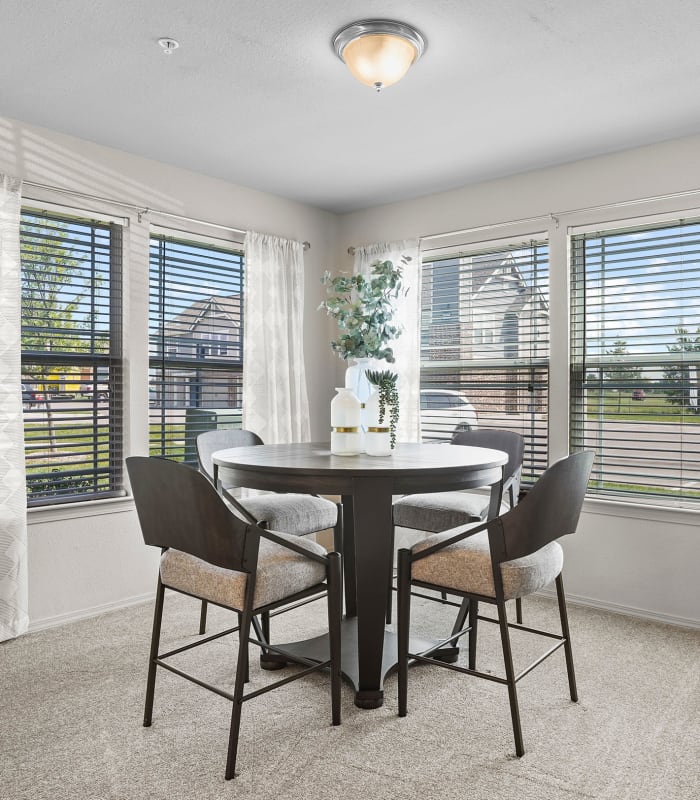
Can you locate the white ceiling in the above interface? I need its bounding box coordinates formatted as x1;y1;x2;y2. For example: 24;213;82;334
3;0;700;213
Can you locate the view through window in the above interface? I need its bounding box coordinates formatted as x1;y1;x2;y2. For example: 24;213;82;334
20;208;123;505
571;216;700;505
149;233;244;465
420;239;549;483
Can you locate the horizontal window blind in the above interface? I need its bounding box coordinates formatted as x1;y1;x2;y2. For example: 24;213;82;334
149;234;244;465
21;209;123;505
570;217;700;505
421;240;549;482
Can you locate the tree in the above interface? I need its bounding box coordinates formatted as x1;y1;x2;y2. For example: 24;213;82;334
603;340;641;412
663;326;700;413
21;217;89;452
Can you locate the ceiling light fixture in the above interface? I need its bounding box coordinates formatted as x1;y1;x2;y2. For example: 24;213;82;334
158;37;180;55
332;19;426;93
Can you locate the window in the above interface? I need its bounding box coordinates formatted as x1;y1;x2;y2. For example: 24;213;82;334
421;239;549;483
149;233;244;465
21;208;123;506
570;216;700;506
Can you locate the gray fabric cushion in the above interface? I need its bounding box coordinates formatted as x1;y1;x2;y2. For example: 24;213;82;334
224;490;337;535
393;490;508;532
160;532;327;611
412;528;563;600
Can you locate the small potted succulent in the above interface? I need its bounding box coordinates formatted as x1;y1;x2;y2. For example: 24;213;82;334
365;369;399;454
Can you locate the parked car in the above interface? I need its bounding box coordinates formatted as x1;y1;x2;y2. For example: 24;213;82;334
420;389;478;441
21;383;43;408
80;382;109;400
632;389;645;401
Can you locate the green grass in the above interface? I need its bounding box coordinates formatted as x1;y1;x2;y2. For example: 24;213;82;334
586;391;700;423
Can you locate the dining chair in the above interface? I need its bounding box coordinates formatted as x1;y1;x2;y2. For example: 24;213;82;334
126;456;342;780
389;429;525;624
196;429;343;638
397;450;593;757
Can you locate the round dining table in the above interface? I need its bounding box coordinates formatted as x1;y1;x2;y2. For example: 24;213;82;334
212;441;507;709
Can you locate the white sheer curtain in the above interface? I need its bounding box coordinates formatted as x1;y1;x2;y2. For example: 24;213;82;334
0;174;28;641
354;240;421;442
242;231;311;443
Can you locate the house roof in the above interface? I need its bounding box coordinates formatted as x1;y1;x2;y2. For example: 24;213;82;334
165;295;241;336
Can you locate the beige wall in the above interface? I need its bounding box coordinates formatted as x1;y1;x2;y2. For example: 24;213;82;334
339;134;700;627
0;114;339;628
3;113;699;628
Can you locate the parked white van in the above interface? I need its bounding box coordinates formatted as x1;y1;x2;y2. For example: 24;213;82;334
420;389;478;441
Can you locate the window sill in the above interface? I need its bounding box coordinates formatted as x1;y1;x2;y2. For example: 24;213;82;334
27;495;135;525
582;495;700;526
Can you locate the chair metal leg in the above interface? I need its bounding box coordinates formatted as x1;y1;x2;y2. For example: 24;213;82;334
144;578;166;727
497;599;524;757
397;548;411;717
333;506;344;617
555;573;578;702
225;606;254;780
515;597;523;625
327;551;343;726
386;525;397;623
468;598;478;671
198;600;208;635
238;612;249;684
261;610;271;645
341;495;357;617
449;597;470;647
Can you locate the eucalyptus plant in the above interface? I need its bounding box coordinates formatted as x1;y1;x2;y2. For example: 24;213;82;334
318;256;409;362
366;369;399;448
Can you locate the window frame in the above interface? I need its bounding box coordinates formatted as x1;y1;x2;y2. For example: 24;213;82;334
420;234;550;483
20;204;124;507
569;210;700;508
148;228;245;466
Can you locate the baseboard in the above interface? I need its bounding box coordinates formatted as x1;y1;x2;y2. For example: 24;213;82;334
28;591;155;633
537;588;700;630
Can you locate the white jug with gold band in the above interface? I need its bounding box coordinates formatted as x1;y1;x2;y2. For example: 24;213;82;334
330;388;362;455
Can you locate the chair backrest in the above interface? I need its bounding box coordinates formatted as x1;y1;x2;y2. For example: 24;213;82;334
451;429;525;494
487;451;594;564
126;456;252;572
196;429;264;481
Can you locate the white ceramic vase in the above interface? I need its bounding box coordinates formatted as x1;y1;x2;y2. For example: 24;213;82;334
364;389;394;456
330;387;362;456
345;357;378;451
344;357;374;405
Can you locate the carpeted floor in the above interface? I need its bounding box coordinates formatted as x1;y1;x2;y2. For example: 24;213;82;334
1;592;698;800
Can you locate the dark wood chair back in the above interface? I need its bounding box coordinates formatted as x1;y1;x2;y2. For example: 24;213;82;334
487;451;594;564
196;429;264;481
126;456;251;572
451;428;525;499
451;428;524;481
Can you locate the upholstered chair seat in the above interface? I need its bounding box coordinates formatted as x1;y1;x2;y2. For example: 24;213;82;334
393;489;509;533
160;532;328;610
228;491;338;534
412;529;563;600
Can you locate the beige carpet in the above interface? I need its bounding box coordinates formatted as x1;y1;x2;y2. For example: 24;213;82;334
1;591;698;800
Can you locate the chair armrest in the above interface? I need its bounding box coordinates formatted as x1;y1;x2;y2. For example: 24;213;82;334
220;487;261;525
410;518;490;563
257;525;330;566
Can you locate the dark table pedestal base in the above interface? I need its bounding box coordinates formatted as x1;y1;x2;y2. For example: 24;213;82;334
260;617;459;709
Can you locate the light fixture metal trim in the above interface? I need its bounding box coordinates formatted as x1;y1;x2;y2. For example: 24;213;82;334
332;19;426;63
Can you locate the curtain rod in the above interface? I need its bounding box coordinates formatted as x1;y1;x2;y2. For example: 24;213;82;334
21;180;310;250
346;186;700;255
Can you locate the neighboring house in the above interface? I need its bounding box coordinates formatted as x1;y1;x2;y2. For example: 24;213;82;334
422;252;549;414
152;295;243;408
